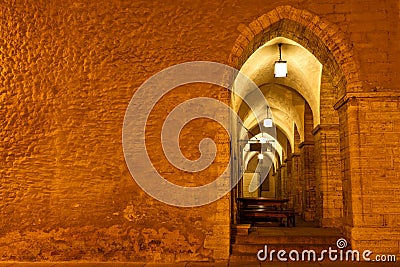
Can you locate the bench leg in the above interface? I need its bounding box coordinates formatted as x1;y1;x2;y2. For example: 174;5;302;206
288;215;295;227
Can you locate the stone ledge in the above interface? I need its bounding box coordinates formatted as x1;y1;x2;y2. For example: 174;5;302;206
334;92;400;110
312;124;340;135
298;141;314;148
231;224;251;236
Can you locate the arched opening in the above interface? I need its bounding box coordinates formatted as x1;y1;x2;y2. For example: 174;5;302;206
231;34;341;227
229;6;360;237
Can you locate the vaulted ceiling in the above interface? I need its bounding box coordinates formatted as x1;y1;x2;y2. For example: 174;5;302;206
233;36;322;164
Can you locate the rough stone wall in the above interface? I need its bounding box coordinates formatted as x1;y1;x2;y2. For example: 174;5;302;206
0;0;233;261
0;0;399;262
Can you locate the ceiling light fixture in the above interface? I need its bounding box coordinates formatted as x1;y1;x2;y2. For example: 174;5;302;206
263;106;273;128
274;43;287;78
259;137;267;143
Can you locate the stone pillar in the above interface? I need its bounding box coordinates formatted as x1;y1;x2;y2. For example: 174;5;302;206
315;70;343;227
291;127;302;214
300;104;317;222
291;154;302;213
313;124;343;227
335;93;400;256
280;163;287;199
275;166;282;198
284;157;293;208
300;142;316;222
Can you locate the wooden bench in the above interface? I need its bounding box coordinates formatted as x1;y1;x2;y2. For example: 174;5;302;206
239;208;296;227
237;198;296;227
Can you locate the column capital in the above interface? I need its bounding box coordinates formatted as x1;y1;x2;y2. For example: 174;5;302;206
312;124;340;135
284;157;292;163
298;141;314;148
291;153;300;158
334;92;400;110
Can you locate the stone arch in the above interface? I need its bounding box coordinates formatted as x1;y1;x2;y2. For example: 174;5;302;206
229;6;361;228
228;5;361;98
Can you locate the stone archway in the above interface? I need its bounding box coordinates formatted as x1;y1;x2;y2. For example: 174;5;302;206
229;5;361;97
229;6;362;238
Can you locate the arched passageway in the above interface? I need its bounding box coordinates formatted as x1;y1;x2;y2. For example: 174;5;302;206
229;6;360;234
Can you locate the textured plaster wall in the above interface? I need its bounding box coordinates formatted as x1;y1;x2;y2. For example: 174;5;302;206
0;0;399;262
0;0;234;261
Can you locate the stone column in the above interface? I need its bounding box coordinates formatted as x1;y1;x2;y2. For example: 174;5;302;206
284;157;293;208
313;124;343;227
290;127;302;214
314;70;344;227
335;93;400;256
300;141;316;222
275;166;282;198
300;104;317;222
291;153;302;213
280;163;287;199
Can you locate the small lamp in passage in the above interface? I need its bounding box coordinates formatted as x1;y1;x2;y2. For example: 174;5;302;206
264;106;273;128
263;118;273;128
259;137;267;143
274;43;287;78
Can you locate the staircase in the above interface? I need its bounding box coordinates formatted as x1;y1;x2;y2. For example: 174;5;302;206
231;223;345;262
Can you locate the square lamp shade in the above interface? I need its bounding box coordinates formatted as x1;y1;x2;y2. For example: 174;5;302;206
263;118;273;127
249;143;272;152
274;61;287;77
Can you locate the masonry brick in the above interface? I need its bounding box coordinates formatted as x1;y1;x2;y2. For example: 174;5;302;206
1;0;400;263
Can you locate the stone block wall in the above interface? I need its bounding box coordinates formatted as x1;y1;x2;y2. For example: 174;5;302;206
0;0;399;261
337;94;400;255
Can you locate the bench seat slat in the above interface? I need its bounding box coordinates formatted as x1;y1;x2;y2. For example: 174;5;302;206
239;207;296;227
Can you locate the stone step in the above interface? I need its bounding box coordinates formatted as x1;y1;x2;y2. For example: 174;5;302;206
229;252;354;263
231;243;343;254
233;234;341;245
231;227;348;262
229;253;259;262
231;245;355;264
230;226;348;263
